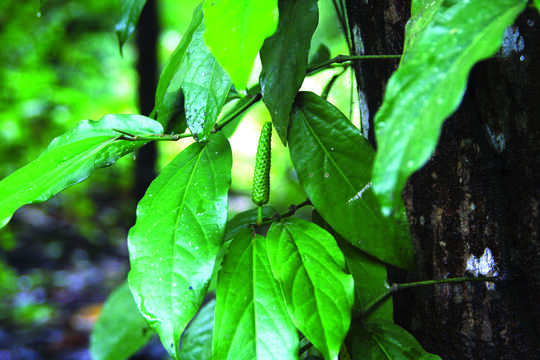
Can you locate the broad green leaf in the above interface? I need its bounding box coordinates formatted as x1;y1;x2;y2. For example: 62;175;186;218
535;0;540;13
288;92;414;269
312;210;392;321
260;0;318;144
0;114;162;230
115;0;147;54
154;5;231;140
213;228;298;360
223;206;277;242
403;0;444;54
373;0;527;214
346;320;441;360
203;0;279;90
127;133;232;359
90;282;154;360
266;218;354;360
179;299;215;360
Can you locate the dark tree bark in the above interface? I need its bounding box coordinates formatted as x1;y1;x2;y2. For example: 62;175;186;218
345;1;540;359
134;0;159;201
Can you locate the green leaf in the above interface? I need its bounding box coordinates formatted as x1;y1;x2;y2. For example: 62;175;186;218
260;0;318;144
179;299;215;360
266;218;354;360
288;92;414;269
154;5;231;140
127;133;232;359
0;114;162;230
312;210;392;322
213;228;298;360
535;0;540;13
308;44;331;69
90;282;154;360
203;0;279;90
372;0;527;214
115;0;147;54
346;320;441;360
224;206;276;243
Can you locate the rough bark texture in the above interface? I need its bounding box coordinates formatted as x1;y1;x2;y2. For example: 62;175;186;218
346;1;540;359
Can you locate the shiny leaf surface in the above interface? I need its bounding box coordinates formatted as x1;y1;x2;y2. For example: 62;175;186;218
154;5;231;140
115;0;146;53
0;114;162;229
203;0;279;90
346;320;441;360
213;228;298;360
288;92;414;269
373;0;527;214
179;299;215;360
90;282;154;360
260;0;318;144
127;133;232;359
267;218;354;360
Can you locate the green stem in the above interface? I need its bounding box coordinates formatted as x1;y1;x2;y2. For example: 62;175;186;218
257;206;263;226
360;276;499;319
214;93;262;132
307;54;402;75
113;129;192;141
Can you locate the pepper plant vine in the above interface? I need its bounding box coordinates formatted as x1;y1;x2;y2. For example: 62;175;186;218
0;0;533;359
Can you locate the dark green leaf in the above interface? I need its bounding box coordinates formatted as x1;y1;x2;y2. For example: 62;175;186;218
372;0;527;214
266;218;354;360
312;210;392;321
224;206;277;242
155;5;231;140
127;133;232;359
288;92;414;269
346;320;441;360
0;114;162;230
260;0;318;144
179;299;215;360
90;282;154;360
308;44;331;69
203;0;279;90
115;0;146;54
213;228;298;359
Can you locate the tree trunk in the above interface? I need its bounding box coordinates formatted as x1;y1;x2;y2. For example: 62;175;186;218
134;0;159;202
345;1;540;359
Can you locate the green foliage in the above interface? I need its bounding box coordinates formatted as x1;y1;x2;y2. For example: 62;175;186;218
346;320;441;360
203;0;279;90
90;282;154;360
0;114;161;229
372;0;527;214
0;0;529;359
260;0;319;144
115;0;147;53
128;133;231;359
214;228;298;359
288;92;414;269
267;218;354;360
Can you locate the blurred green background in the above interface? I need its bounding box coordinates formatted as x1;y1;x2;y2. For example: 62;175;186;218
0;0;353;358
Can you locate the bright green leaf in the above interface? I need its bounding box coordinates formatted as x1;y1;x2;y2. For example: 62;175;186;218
224;206;276;243
0;114;162;230
373;0;527;214
203;0;279;90
179;299;215;360
127;133;232;359
213;228;298;360
154;5;231;140
535;0;540;13
312;210;392;321
90;282;154;360
288;92;414;269
260;0;318;144
266;218;354;360
346;320;441;360
115;0;147;54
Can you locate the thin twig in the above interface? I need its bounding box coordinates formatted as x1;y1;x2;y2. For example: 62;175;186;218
307;54;401;75
214;93;262;132
112;129;192;141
